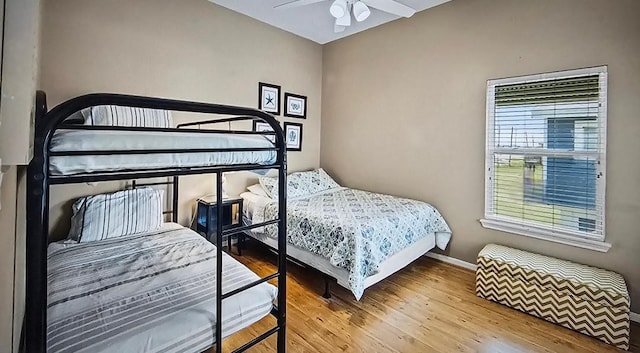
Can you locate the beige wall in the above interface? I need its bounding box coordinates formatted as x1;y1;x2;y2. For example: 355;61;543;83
322;0;640;311
40;0;323;231
0;0;41;165
0;166;24;353
0;167;17;352
12;169;25;353
1;0;40;351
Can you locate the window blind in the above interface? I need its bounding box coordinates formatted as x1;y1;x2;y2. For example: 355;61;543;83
485;67;607;241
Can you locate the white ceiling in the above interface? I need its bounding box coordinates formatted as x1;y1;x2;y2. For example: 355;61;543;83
208;0;450;44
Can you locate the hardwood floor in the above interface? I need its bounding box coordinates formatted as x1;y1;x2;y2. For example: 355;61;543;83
221;245;640;353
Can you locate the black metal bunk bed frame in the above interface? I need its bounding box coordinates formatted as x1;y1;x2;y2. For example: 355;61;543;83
25;91;287;353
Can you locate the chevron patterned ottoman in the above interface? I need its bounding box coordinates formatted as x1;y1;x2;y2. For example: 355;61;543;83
476;244;630;350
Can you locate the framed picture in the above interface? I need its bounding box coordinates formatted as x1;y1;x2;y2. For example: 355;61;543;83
283;122;303;151
253;120;275;143
258;82;281;115
284;93;307;119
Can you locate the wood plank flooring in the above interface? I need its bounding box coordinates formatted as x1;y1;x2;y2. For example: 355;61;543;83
220;245;639;353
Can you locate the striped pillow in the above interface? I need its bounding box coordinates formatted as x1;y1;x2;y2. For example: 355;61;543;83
68;188;164;242
80;105;173;128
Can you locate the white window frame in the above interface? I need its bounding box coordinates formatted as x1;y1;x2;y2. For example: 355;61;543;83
480;66;610;252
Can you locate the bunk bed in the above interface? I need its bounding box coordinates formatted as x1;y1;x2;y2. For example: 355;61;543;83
25;91;288;353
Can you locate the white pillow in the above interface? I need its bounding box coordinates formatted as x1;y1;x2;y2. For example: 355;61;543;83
247;183;269;198
68;187;164;242
80;105;173;128
259;176;278;199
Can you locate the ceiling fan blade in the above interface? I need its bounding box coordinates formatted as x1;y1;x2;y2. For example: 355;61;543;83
274;0;327;10
361;0;416;17
334;21;347;33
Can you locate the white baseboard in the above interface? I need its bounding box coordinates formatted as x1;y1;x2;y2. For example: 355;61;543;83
424;253;640;324
425;252;477;271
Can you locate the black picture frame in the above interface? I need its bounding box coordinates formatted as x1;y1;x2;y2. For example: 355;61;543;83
258;82;281;115
283;122;303;151
253;120;276;143
284;93;307;119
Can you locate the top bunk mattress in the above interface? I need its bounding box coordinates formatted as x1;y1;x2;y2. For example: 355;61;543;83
49;129;277;176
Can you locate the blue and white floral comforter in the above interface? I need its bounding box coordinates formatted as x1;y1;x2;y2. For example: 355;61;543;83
257;187;452;299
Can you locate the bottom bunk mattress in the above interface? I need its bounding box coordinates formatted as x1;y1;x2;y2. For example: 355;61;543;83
242;187;452;300
47;223;277;353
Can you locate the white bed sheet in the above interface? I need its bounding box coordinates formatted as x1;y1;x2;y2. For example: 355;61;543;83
47;223;277;353
240;191;274;223
50;129;277;176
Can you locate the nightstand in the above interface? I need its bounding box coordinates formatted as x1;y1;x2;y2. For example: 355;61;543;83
196;195;243;254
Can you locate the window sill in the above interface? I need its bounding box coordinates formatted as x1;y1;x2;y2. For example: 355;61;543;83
479;218;611;252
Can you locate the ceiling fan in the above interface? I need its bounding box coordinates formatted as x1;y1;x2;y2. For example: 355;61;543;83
275;0;416;33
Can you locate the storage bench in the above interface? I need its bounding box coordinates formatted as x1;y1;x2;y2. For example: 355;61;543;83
476;244;630;350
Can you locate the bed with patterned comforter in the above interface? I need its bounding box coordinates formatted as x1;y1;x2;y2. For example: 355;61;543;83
253;187;451;299
47;223;277;353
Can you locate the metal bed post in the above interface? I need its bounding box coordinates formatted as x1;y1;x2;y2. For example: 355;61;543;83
172;176;179;223
216;171;224;352
276;130;288;353
25;91;50;353
322;275;332;299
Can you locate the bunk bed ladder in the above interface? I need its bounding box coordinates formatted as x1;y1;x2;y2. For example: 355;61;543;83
213;163;287;353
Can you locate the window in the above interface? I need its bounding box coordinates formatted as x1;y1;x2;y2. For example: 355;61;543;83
481;67;608;251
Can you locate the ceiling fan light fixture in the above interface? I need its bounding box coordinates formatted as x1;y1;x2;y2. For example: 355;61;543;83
353;1;371;22
329;0;347;18
335;4;351;26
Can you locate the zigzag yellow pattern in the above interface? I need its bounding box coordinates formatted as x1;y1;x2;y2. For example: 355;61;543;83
476;244;630;350
478;258;629;308
477;271;630;326
479;244;627;298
